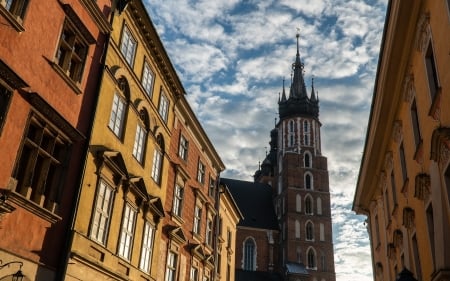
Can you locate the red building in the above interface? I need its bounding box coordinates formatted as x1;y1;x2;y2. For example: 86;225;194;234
0;0;110;279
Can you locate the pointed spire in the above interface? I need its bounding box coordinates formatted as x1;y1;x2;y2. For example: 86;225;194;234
291;29;307;99
310;76;317;102
281;78;287;102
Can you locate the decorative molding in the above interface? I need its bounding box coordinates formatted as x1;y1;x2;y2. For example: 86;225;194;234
402;207;415;229
415;12;431;52
393;120;403;143
393;229;403;250
385;151;393;172
402;72;415;103
378;171;387;189
414;173;430;201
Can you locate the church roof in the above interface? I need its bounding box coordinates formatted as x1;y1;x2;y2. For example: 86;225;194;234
220;178;278;230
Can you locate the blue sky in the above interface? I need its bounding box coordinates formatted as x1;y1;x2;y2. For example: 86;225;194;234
145;0;388;280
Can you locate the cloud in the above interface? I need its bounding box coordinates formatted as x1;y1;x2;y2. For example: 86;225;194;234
146;1;387;280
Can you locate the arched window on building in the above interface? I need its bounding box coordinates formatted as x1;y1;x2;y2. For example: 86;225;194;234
305;173;313;190
243;238;256;271
305;195;313;215
304;120;310;146
306;221;314;241
304;152;311;168
296;194;301;212
288;120;295;146
295;220;300;238
307;247;316;269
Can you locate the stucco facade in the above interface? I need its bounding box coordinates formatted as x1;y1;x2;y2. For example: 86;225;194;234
354;1;450;281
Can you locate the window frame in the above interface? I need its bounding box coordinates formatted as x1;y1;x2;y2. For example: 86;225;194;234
120;24;137;67
90;179;115;245
172;184;184;217
205;216;213;246
158;91;169;123
165;250;178;281
0;0;29;31
151;149;163;184
243;238;256;271
424;41;439;102
118;203;137;260
193;204;202;235
141;60;154;98
139;220;156;273
108;92;127;139
132;122;146;163
179;134;189;161
197;161;205;184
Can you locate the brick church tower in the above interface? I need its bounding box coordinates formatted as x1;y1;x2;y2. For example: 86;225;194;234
254;32;336;281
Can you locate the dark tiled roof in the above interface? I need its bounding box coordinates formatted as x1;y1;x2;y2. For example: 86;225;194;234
220;178;279;230
235;269;283;281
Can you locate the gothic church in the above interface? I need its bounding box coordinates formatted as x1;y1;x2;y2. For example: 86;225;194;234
222;33;336;281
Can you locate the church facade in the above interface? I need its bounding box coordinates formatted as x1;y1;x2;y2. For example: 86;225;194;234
224;34;336;281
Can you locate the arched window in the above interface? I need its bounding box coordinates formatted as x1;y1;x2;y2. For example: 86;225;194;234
305;196;313;215
307;248;316;269
296;194;301;212
304;152;311;168
305;173;313;190
288;120;295;146
243;238;256;271
317;197;322;215
306;221;314;241
295;220;300;238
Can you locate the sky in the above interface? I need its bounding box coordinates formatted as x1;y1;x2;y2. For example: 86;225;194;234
145;0;388;280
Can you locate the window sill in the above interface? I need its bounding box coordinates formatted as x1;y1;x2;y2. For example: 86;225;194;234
171;212;184;225
0;5;25;32
47;57;82;95
8;190;62;224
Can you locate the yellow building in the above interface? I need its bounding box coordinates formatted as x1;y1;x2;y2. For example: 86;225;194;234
216;185;243;281
64;1;186;280
354;1;450;281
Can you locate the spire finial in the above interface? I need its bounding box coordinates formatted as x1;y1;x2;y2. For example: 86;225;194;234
296;27;300;55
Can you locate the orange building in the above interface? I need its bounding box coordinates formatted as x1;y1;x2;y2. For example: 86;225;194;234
0;0;110;280
354;1;450;281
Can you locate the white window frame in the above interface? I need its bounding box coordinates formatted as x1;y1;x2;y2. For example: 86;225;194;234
151;149;162;184
90;179;114;245
139;221;155;272
120;25;137;66
205;217;213;246
108;93;126;138
142;61;154;97
173;184;183;217
165;251;178;281
179;134;188;161
132;123;146;163
118;203;137;260
197;161;205;184
193;204;202;235
158;92;169;123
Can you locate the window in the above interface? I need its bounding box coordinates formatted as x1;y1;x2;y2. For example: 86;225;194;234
132;123;146;163
307;248;316;269
317;197;322;215
243;238;256;271
295;220;300;238
400;143;408;183
411;99;421;149
13;114;71;213
120;25;137;66
172;184;183;217
391;171;398;207
1;0;29;22
55;20;88;83
139;221;155;273
320;253;326;271
190;266;198;281
193;205;202;235
197;161;205;184
165;251;178;281
304;152;311;168
158;91;169;123
288;120;295;146
305;196;313;215
108;93;126;138
0;84;12;134
205;217;213;246
305;173;312;189
179;134;188;161
208;177;216;198
142;61;154;97
304;120;310;146
90;180;114;244
306;221;314;241
118;203;137;260
425;41;439;101
227;229;232;249
151;150;163;184
296;194;301;212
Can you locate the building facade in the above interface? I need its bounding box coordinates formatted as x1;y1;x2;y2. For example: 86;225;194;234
0;0;109;280
354;1;450;281
159;83;227;281
63;0;188;280
227;34;336;281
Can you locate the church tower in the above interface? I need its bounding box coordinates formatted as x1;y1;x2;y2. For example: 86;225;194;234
255;33;336;281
